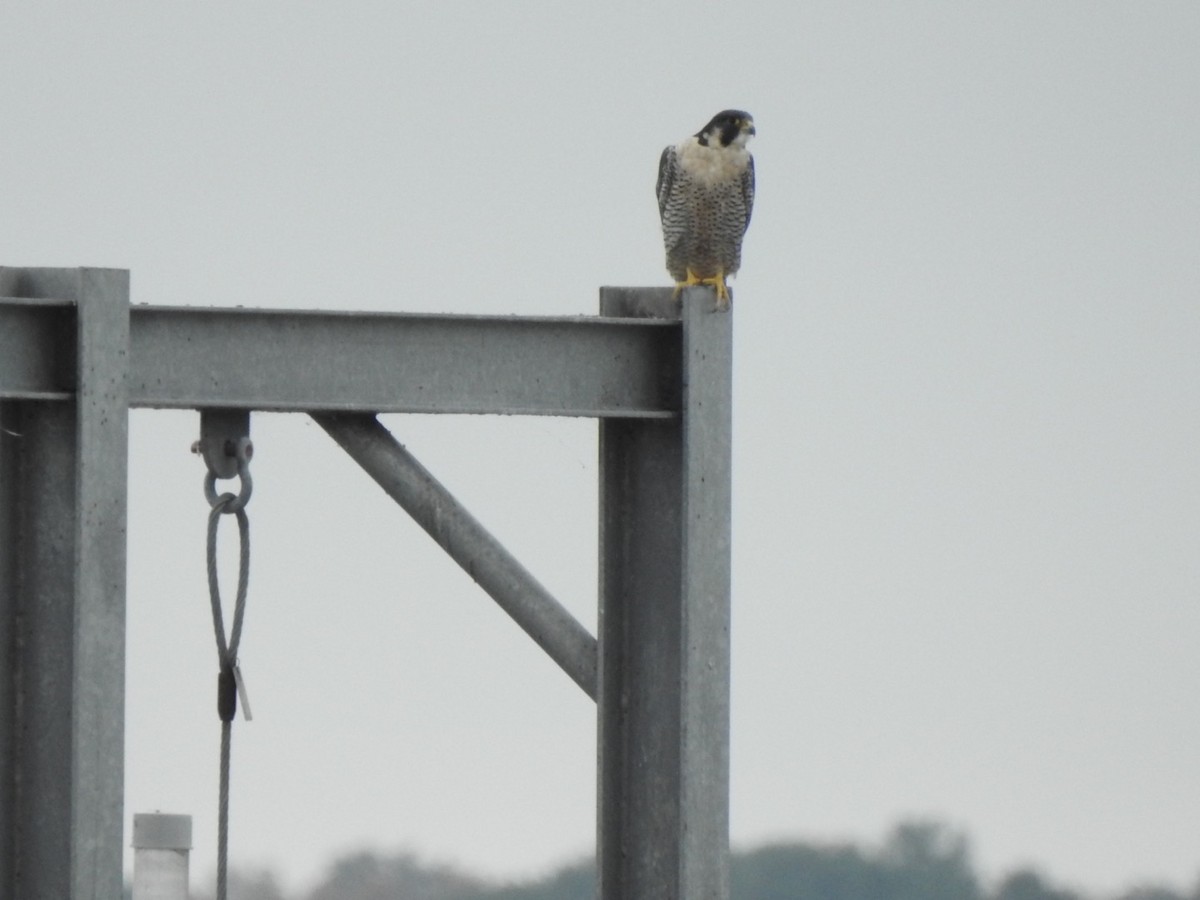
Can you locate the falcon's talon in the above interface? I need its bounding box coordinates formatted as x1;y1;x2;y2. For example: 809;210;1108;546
702;273;731;308
679;271;730;309
672;268;706;299
671;270;732;308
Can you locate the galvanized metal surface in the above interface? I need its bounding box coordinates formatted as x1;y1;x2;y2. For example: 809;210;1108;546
4;283;691;418
135;306;681;416
1;301;680;415
313;412;598;699
597;286;732;900
72;269;131;900
0;296;73;400
0;268;130;900
4;399;79;898
677;286;733;897
0;402;16;893
197;409;252;480
0;269;734;900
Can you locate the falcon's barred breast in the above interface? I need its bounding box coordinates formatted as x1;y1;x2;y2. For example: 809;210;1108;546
656;109;756;308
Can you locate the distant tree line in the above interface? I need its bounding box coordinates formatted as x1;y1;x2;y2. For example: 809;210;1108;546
131;820;1198;900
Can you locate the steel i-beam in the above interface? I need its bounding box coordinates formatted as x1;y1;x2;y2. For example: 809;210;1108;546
0;268;130;900
0;270;734;900
597;286;733;900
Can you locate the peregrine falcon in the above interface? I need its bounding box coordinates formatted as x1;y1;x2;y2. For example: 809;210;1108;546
657;109;756;309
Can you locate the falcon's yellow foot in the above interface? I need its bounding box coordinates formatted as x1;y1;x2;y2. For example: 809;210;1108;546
672;268;705;298
673;269;730;309
699;271;731;309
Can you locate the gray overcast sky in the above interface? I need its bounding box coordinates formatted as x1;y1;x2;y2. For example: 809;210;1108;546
3;2;1198;895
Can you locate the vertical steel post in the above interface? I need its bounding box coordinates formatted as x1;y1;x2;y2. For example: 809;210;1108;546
0;386;18;895
0;268;130;899
597;286;733;900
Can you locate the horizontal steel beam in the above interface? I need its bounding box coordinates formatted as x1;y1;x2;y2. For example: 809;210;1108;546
0;299;682;418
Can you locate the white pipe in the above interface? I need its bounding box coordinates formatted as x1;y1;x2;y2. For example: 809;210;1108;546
132;813;192;900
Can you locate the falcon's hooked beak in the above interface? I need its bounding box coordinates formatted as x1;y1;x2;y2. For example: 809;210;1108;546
730;117;756;149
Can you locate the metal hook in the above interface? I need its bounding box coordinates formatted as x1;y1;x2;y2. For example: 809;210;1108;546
203;441;253;512
195;411;254;512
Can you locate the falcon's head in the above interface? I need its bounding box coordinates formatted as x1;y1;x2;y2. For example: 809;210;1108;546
695;110;756;150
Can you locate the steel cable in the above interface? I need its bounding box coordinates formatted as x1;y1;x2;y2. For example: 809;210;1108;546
204;452;252;900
